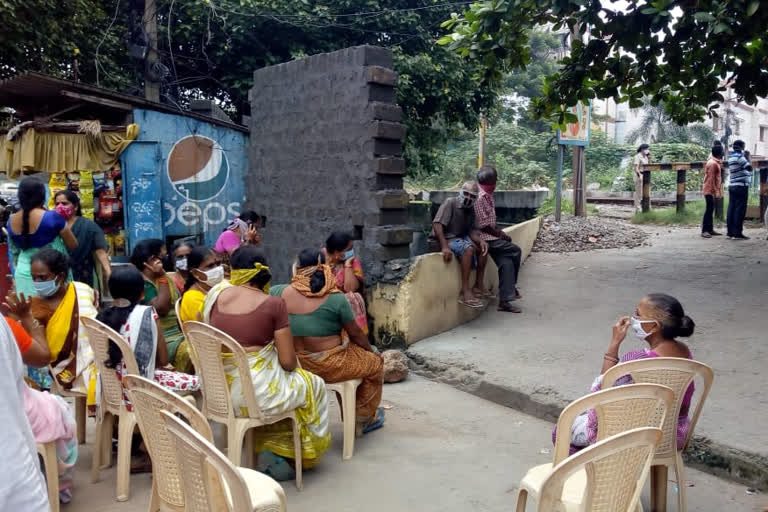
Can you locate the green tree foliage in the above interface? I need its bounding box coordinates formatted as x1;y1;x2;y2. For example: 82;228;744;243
440;0;768;128
0;0;499;177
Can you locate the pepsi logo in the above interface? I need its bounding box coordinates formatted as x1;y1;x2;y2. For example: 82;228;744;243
167;135;229;202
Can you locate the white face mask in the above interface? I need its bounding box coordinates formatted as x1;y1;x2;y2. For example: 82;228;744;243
631;316;656;340
202;265;224;286
175;257;188;271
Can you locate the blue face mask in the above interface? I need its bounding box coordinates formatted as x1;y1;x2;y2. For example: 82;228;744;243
344;249;355;261
33;278;60;297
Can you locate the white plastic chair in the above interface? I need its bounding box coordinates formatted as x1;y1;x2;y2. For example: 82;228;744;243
535;427;662;512
81;316;139;502
182;321;304;490
161;410;288;512
175;298;200;372
325;379;362;460
516;383;674;512
37;442;60;512
49;374;87;445
602;358;714;512
123;374;215;511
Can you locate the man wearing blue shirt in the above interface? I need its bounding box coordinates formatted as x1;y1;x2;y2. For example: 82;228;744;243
725;140;752;240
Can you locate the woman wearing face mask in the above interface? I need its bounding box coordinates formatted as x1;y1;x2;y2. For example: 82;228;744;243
54;190;111;289
7;178;78;299
20;249;99;402
323;231;368;334
179;246;223;323
633;144;651;212
170;240;194;292
554;293;696;454
130;239;193;373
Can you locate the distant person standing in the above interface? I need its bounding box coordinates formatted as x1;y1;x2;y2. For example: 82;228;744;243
701;144;724;238
474;166;523;313
633;144;651;211
726;140;752;240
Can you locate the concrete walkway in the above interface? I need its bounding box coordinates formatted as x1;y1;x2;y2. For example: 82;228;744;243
70;377;758;511
408;224;768;488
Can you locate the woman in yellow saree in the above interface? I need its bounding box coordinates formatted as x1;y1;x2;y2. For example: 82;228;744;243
202;246;330;478
21;248;98;406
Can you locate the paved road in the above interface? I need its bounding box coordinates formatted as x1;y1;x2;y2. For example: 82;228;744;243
71;376;758;511
409;225;768;472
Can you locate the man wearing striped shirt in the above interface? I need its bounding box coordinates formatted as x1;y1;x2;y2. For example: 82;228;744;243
726;139;752;240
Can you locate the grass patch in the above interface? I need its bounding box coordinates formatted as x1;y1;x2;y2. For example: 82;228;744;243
631;201;707;226
538;195;598;217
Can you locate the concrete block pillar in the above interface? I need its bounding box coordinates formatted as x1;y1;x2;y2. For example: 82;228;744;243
247;46;412;282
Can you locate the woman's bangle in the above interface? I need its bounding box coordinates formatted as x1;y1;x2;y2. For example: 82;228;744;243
157;277;169;285
604;353;619;363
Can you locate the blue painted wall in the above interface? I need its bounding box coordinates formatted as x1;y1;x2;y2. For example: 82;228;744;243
122;109;248;252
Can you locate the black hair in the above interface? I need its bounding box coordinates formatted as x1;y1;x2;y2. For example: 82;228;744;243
172;239;194;254
30;247;70;277
53;189;83;216
637;144;650;153
476;165;497;185
711;144;724;158
645;293;695;339
326;231;353;254
130;238;165;271
298;249;326;294
238;210;261;226
17;177;46;249
733;139;746;151
184;245;215;291
230;246;272;290
97;266;146;369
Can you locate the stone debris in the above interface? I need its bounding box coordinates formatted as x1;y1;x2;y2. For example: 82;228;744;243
382;350;409;383
534;215;649;252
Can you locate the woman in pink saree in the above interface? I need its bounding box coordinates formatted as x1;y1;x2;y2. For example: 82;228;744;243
323;232;368;334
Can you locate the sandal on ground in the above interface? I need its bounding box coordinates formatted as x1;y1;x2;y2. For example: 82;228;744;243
498;301;522;313
458;297;485;309
362;407;386;435
257;450;296;482
473;288;495;298
701;232;712;238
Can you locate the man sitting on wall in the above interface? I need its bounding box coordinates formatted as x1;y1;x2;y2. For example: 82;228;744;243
475;165;523;314
429;180;490;309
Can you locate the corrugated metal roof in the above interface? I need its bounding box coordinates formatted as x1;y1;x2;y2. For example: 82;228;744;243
0;72;248;133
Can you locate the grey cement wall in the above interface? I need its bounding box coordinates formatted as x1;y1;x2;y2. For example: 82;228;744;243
428;190;548;225
247;46;412;282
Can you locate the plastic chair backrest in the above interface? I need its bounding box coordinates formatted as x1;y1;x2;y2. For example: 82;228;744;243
553;383;674;465
161;410;250;512
540;427;662;512
175;298;183;326
123;375;213;509
182;321;267;422
602;357;714;457
81;316;139;414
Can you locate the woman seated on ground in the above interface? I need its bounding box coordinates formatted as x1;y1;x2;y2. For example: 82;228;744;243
17;249;99;404
323;231;368;334
131;239;193;374
97;265;199;472
8;178;78;299
559;293;695;453
272;249;385;435
4;294;78;504
170;240;195;292
179;246;222;323
202;246;331;479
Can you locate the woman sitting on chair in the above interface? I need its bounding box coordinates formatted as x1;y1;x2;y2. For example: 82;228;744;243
179;246;222;323
558;293;696;454
272;249;384;435
16;248;98;403
202;246;331;478
131;239;193;374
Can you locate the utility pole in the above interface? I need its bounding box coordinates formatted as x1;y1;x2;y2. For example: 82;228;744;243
572;145;586;216
478;116;487;168
143;0;160;102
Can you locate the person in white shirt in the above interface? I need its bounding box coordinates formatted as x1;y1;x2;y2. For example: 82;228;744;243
633;144;651;211
0;316;49;512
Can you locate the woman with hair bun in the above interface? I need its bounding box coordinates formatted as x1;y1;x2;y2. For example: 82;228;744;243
557;293;697;454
